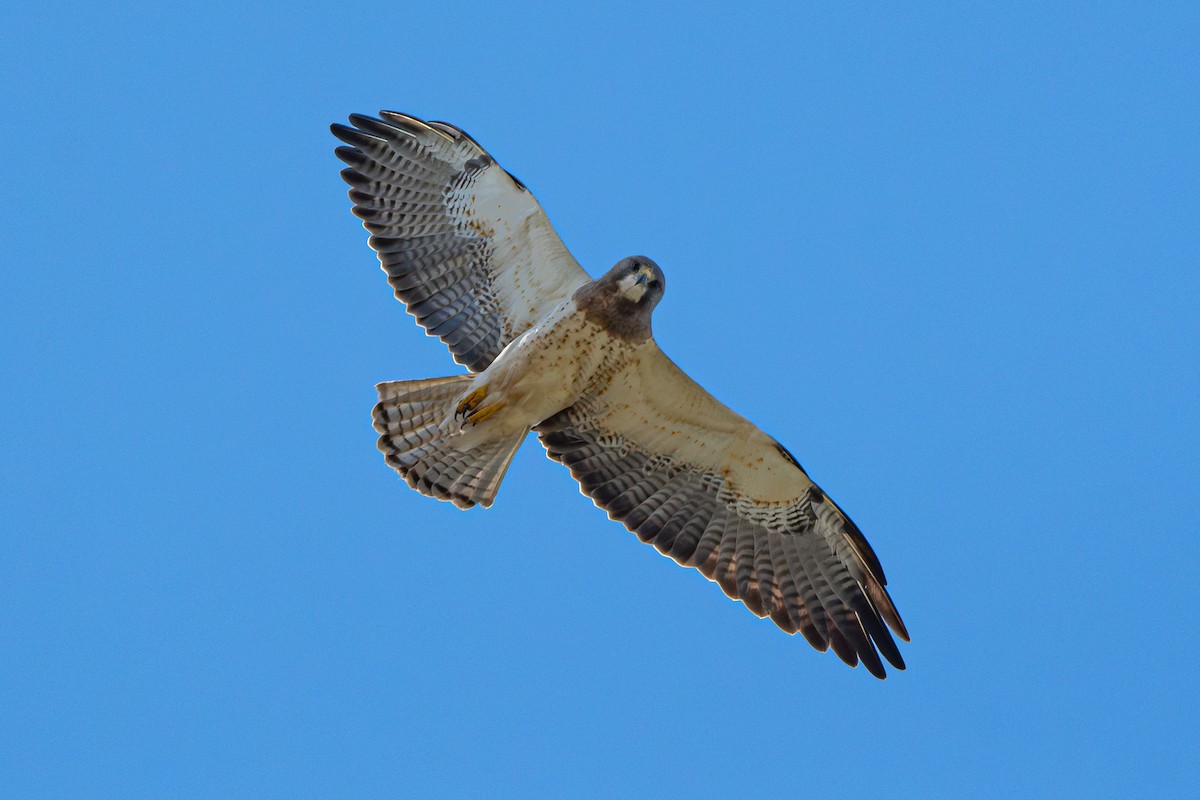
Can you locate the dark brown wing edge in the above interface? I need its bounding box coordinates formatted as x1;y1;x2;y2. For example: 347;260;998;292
538;405;909;678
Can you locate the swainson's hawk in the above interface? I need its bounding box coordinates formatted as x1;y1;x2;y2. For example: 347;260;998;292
332;111;909;677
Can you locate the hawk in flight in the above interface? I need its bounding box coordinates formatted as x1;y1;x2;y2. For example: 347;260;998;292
332;111;909;677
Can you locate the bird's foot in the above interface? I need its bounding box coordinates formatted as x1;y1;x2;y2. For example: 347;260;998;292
455;385;489;419
455;385;503;425
464;402;503;425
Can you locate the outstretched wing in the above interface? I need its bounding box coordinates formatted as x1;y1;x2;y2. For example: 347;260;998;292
332;111;590;373
537;345;909;678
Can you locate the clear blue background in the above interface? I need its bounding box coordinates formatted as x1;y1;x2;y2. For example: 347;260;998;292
4;2;1197;797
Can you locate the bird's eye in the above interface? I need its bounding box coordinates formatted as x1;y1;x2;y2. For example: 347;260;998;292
630;264;641;274
648;279;660;289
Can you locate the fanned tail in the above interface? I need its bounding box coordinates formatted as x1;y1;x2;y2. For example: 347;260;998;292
373;377;527;509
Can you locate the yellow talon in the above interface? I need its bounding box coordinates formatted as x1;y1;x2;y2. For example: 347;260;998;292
455;385;489;418
454;385;503;425
466;403;503;425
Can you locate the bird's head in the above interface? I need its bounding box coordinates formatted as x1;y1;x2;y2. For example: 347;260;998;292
607;255;665;310
576;256;666;341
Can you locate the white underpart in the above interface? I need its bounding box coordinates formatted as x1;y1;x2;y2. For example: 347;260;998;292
444;164;590;327
618;273;647;303
448;297;624;447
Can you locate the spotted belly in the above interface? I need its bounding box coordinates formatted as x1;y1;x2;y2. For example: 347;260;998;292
464;301;627;433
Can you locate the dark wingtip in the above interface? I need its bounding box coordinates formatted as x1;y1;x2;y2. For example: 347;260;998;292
349;113;417;141
334;145;368;168
828;627;858;667
339;167;369;188
379;110;427;132
863;655;888;680
889;604;912;643
347;112;385;130
856;641;887;679
331;125;386;150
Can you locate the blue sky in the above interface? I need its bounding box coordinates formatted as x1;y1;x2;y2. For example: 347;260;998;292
3;2;1197;797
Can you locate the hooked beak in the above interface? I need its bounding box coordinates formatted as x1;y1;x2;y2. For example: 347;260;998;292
618;266;653;302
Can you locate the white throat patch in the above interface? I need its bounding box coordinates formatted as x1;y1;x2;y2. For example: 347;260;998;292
618;273;648;303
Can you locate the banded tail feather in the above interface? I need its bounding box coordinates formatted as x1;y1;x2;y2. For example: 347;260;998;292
373;377;527;509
